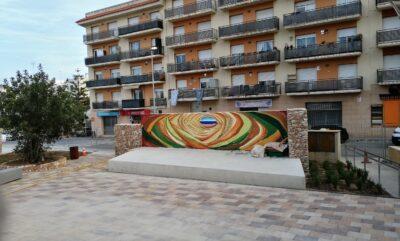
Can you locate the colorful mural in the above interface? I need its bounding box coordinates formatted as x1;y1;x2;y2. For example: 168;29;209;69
141;111;288;151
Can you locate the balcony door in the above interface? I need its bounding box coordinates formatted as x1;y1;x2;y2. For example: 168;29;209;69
231;45;244;55
200;78;216;88
198;21;211;31
109;45;118;55
198;49;212;61
297;68;317;81
258;71;275;83
295;0;315;12
155;89;164;98
337;28;357;42
150;11;161;20
112;92;121;104
153;63;163;73
108;22;118;35
94;49;105;57
174;26;185;35
95;93;104;102
91;26;100;34
296;34;316;47
95;71;103;80
177;80;187;89
337;0;358;5
173;0;183;8
111;69;120;78
383;16;400;30
175;54;186;63
232;74;245;86
257;40;273;52
230;14;243;25
132;89;143;100
338;64;357;79
128;16;139;26
131;66;142;76
256;8;273;20
384;55;400;69
130;41;140;51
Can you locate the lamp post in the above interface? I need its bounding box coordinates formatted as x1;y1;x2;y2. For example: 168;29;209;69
151;46;158;114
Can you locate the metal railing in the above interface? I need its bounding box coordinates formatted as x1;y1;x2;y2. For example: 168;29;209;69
83;29;118;43
167;58;219;73
377;28;400;45
221;82;281;98
121;72;165;85
219;17;279;38
166;29;217;46
118;19;163;36
218;0;247;8
121;47;163;60
376;0;391;5
170;88;219;100
86;78;121;88
92;101;120;109
283;1;361;27
285;77;363;93
85;53;121;65
284;36;362;60
165;0;215;19
220;50;280;67
150;98;167;106
377;68;400;84
122;99;145;108
344;145;400;198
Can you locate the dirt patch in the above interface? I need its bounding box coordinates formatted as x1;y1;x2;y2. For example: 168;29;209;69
0;151;70;167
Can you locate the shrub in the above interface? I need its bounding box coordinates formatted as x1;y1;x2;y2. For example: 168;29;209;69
336;161;346;179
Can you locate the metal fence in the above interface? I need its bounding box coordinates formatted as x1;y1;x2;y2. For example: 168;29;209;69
167;58;219;73
86;78;121;88
121;47;163;60
165;0;215;19
118;19;163;36
166;29;217;46
92;101;120;109
120;72;165;85
219;17;279;38
218;0;246;7
85;53;121;65
377;68;400;84
221;82;281;98
121;99;145;108
220;50;280;67
83;29;117;43
377;28;400;45
150;98;167;107
285;77;363;94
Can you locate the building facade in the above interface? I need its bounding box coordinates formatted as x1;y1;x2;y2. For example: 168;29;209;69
77;0;400;137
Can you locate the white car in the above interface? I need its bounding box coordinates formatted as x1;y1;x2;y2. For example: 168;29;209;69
393;127;400;146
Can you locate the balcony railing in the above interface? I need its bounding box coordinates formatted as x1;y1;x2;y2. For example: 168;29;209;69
220;50;280;68
285;77;363;94
85;53;121;66
83;29;118;43
221;82;281;98
166;29;217;47
92;101;120;109
218;0;247;8
377;28;400;46
284;35;362;61
118;19;163;36
167;59;218;73
121;47;163;61
122;99;145;109
165;0;215;20
377;68;400;84
219;17;279;38
150;98;168;106
283;1;362;28
86;78;121;88
121;72;165;85
170;88;219;100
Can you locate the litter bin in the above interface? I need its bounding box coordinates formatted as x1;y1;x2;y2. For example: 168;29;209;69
69;146;79;160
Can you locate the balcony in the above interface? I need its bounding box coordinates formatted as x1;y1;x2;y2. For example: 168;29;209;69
167;59;219;75
219;17;279;40
122;99;145;109
377;68;400;85
92;101;120;110
284;36;362;63
220;50;280;69
170;88;219;102
150;98;168;107
118;19;163;37
86;78;121;89
376;0;400;10
165;0;216;21
121;72;165;85
221;82;281;99
218;0;273;10
85;53;121;67
283;1;362;29
285;77;363;96
165;29;218;48
83;30;118;44
377;28;400;48
121;47;163;62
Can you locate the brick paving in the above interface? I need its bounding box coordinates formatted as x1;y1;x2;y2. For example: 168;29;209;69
1;155;400;241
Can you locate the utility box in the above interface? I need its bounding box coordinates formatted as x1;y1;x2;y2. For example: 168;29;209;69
308;130;341;162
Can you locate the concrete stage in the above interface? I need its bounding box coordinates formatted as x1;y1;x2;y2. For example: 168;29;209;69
108;147;306;190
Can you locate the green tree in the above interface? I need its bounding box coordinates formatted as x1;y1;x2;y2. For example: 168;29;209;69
0;66;85;163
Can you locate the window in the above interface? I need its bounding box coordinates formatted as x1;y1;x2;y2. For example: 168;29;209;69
258;71;275;82
155;89;164;98
337;0;358;5
150;11;161;20
130;41;140;51
383;16;400;30
131;66;142;76
151;38;157;47
337;28;357;42
111;69;120;78
383;54;400;69
295;0;315;12
297;68;317;81
91;26;100;34
94;49;104;57
95;93;104;102
128;17;139;26
230;14;243;25
112;92;121;102
232;74;245;86
108;22;117;30
198;49;212;60
338;64;357;79
177;80;187;89
132;89;143;100
109;45;118;55
231;45;244;55
296;34;316;47
306;102;342;128
175;54;186;63
95;71;103;80
174;26;185;35
197;21;211;31
371;105;383;126
256;9;273;20
153;63;163;72
200;78;217;88
257;40;273;52
173;0;183;7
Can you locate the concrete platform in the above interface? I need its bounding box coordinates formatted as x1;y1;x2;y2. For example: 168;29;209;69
108;147;306;190
0;168;22;185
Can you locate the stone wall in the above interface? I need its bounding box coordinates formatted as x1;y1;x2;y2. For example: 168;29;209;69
287;108;309;174
114;124;142;156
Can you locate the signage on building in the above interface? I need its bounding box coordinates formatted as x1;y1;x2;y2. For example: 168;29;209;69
97;111;120;117
235;99;272;109
120;109;151;116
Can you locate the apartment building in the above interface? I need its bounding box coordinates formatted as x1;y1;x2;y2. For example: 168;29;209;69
77;0;400;136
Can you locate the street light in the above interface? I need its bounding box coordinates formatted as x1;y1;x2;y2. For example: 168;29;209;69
151;46;158;114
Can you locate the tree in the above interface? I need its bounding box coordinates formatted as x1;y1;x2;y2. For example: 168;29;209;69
0;66;85;163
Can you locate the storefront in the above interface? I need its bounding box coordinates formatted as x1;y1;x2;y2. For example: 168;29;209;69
97;111;120;135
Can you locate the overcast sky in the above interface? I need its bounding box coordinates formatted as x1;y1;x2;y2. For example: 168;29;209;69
0;0;128;83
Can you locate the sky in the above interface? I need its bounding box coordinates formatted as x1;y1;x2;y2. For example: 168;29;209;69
0;0;128;83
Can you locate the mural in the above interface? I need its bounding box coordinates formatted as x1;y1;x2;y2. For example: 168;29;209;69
141;111;288;151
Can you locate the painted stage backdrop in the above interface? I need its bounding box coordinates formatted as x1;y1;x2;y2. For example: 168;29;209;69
141;111;288;151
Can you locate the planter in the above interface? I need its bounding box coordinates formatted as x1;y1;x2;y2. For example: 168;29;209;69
0;168;22;185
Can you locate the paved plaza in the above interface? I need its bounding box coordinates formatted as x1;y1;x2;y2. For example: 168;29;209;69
1;154;400;241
